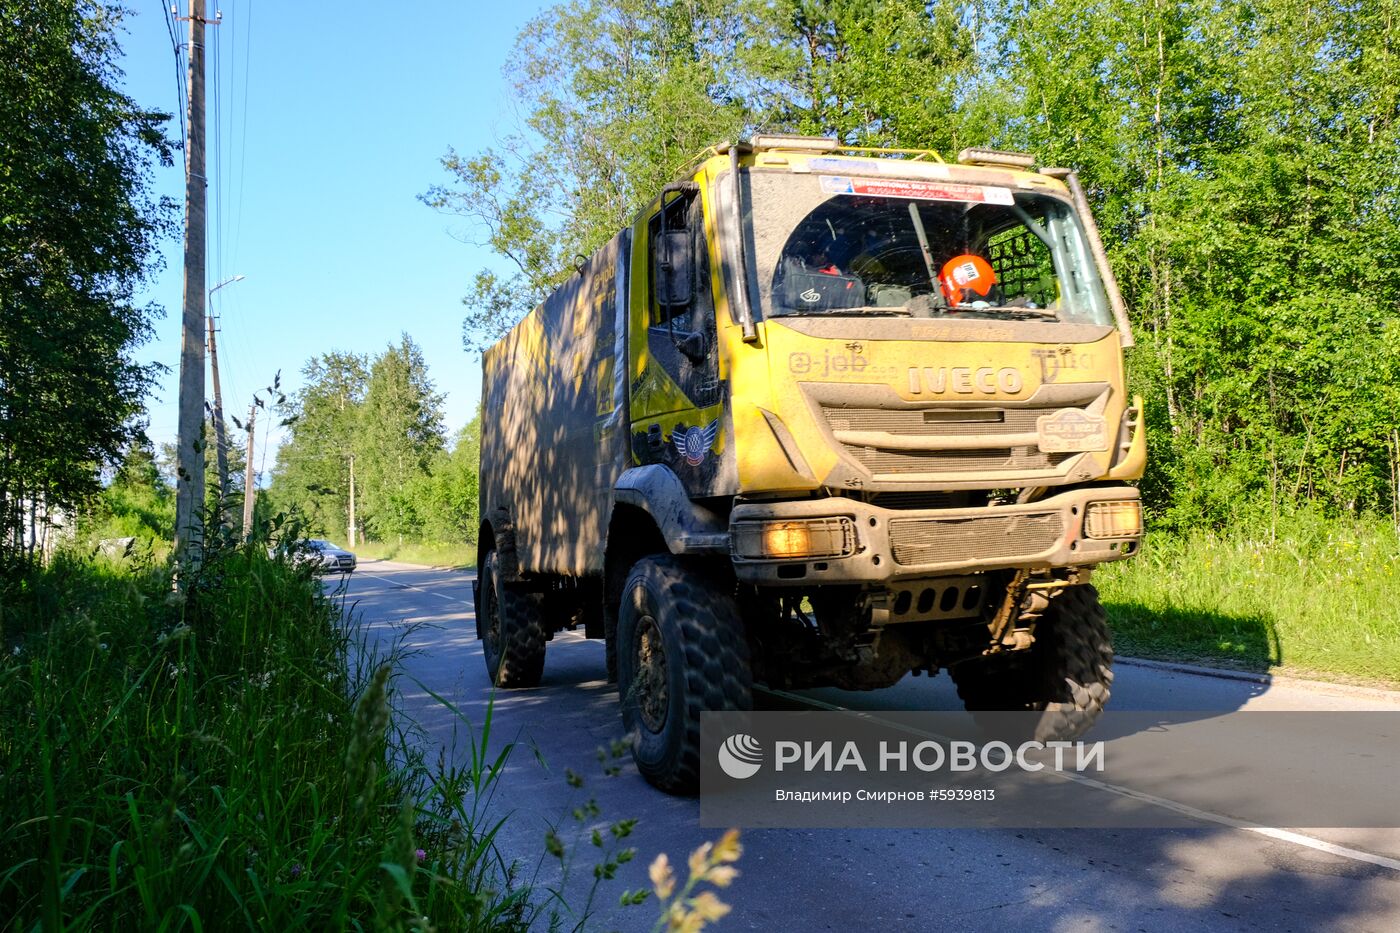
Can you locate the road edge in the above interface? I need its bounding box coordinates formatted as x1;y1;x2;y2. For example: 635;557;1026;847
1115;655;1400;701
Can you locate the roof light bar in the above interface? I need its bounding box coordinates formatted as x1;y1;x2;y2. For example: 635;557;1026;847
957;147;1037;169
749;134;840;153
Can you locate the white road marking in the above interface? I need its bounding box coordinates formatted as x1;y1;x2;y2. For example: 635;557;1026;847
758;685;1400;873
359;572;467;603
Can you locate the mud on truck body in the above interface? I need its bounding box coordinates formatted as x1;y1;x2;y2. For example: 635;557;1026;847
474;137;1146;793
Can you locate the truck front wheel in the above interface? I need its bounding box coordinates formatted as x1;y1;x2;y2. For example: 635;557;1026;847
951;584;1114;742
617;555;752;794
478;548;547;688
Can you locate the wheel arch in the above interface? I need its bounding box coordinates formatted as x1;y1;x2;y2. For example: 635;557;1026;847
475;511;512;632
602;503;667;683
612;465;729;555
603;466;732;680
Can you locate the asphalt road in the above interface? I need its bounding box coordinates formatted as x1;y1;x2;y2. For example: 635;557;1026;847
333;561;1400;932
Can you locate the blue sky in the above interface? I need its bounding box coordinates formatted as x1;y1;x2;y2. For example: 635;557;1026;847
118;0;551;473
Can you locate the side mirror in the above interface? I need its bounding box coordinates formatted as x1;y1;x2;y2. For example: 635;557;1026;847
655;229;693;308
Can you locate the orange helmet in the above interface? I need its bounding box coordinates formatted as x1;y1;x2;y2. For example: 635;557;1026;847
939;254;998;306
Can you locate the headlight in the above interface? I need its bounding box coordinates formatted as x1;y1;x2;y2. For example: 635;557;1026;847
732;518;856;560
1083;500;1143;539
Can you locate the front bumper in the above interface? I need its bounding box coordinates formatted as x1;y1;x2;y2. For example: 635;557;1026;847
729;486;1140;585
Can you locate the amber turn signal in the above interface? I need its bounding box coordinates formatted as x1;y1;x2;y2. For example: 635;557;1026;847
1083;500;1143;539
732;518;856;560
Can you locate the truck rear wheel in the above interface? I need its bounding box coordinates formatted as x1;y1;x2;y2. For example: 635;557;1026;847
617;555;752;794
951;584;1114;742
478;548;547;688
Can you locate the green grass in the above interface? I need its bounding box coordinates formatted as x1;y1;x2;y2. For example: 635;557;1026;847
1096;513;1400;686
351;540;478;570
0;536;525;930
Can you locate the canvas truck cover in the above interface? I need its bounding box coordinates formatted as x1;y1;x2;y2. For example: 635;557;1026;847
478;230;631;576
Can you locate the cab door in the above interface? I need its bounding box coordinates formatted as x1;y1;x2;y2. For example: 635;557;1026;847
627;182;727;492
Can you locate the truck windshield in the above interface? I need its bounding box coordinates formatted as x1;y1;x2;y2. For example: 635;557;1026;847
741;170;1114;325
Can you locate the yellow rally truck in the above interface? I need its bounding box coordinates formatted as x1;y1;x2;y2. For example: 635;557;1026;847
475;137;1145;793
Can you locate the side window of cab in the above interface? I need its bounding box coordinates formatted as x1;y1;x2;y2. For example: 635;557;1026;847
646;185;720;408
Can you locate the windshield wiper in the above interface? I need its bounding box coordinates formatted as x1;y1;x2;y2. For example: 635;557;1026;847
908;202;941;298
905;294;1058;320
949;305;1059;320
818;306;912;317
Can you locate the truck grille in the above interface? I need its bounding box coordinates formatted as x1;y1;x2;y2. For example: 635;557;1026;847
824;407;1039;436
813;382;1108;480
888;512;1064;566
849;447;1068;474
865;491;968;510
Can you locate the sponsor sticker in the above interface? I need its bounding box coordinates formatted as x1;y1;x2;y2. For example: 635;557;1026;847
1036;408;1109;452
819;175;1016;205
802;157;952;180
672;420;720;466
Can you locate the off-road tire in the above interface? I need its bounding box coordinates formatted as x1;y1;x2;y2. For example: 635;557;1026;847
950;584;1114;742
617;555;752;794
478;548;547;688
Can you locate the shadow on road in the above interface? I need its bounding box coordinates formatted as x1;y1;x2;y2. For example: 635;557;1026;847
1107;598;1284;674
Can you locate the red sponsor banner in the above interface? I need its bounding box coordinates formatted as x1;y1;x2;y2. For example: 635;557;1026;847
819;174;1015;205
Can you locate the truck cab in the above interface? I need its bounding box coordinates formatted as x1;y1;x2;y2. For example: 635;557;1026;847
476;137;1145;793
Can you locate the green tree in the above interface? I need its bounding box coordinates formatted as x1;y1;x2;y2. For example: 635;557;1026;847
269;352;368;538
0;0;174;556
736;0;971;148
355;336;445;541
974;0;1400;524
427;0;975;351
423;0;758;349
82;435;175;548
405;418;481;546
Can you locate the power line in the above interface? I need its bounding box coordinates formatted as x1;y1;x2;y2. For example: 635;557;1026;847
162;1;187;145
232;0;254;269
210;11;223;289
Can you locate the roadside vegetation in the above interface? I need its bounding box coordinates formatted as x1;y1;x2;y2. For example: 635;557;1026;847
351;539;478;570
1098;513;1400;685
0;524;744;929
0;529;526;928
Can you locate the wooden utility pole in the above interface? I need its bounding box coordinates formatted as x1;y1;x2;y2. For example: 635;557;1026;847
174;0;211;565
241;402;257;538
347;454;357;547
207;314;229;500
206;274;243;506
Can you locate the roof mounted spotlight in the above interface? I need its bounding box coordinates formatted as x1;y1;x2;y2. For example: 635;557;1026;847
749;134;840;153
956;147;1037;170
